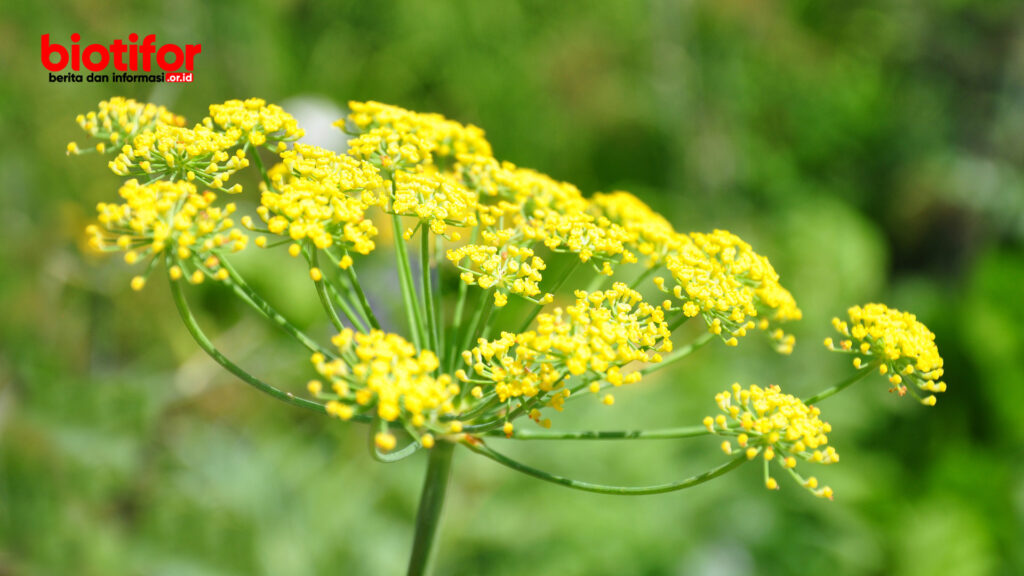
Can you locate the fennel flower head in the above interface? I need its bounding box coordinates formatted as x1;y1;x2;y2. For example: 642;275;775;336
70;97;804;449
827;303;946;405
71;96;948;507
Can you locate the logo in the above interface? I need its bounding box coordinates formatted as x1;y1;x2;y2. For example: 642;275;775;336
42;34;201;83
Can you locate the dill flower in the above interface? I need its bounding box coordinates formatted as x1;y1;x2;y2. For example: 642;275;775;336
279;143;386;194
523;211;637;273
345;100;493;168
88;179;246;288
254;144;385;255
827;303;946;405
71;97;951;573
69;97;184;155
392;170;478;238
590;191;682;267
660;230;801;352
347;126;437;175
205;98;304;147
446;244;549;306
108;124;250;192
309;329;456;447
462;283;671;420
489;164;590;216
704;383;837;499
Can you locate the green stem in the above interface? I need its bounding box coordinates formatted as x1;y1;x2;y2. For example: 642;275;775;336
325;282;369;333
465;440;747;495
447;224;478;373
421;229;439;354
433;233;446;361
343;263;381;330
459;287;495;356
666;314;690;334
406;441;455;576
218;257;332;357
320;249;378;331
168;266;336;416
310;250;346;333
630;266;658;290
248;144;271;187
393;214;425;350
802;363;878;405
490;425;709;440
640;331;714;376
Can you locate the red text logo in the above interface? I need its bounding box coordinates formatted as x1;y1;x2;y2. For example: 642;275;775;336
42;34;201;73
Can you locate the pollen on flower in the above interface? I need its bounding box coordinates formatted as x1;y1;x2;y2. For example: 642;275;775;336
447;244;547;306
110;123;249;189
829;303;946;404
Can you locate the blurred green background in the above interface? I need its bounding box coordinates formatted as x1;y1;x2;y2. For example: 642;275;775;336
2;1;1024;574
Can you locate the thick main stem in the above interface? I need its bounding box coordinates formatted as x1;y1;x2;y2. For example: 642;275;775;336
407;441;455;576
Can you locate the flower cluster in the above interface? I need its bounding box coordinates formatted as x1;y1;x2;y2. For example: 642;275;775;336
826;303;946;405
68;97;185;155
590;191;681;267
73;98;945;514
392;170;477;238
252;143;385;256
446;244;550;307
88;179;246;289
704;383;836;499
309;329;457;450
658;230;801;352
205;98;304;147
345;100;492;169
108;124;250;192
460;283;672;424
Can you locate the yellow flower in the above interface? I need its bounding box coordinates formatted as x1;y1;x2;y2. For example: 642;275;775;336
590;191;683;267
347;126;436;175
205;98;304;146
447;243;548;304
522;210;637;271
71;97;185;154
108;124;249;192
829;303;946;404
462;283;671;422
706;383;837;499
662;230;800;352
311;330;455;438
256;144;385;255
88;179;246;287
391;170;477;238
344;100;493;170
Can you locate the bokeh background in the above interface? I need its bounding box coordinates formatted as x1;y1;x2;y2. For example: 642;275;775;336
2;1;1024;575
